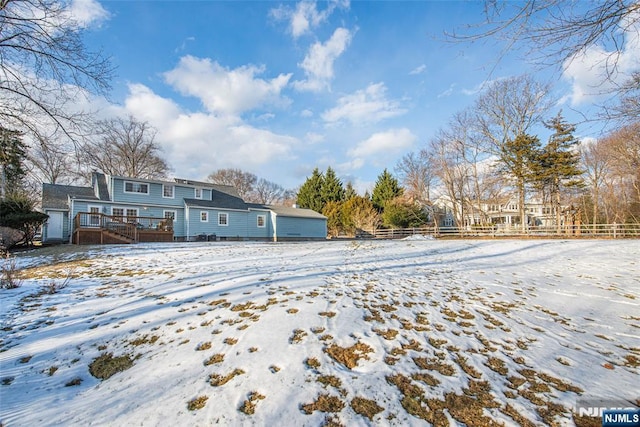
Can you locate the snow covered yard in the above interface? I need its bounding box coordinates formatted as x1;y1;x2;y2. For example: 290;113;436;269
0;239;638;426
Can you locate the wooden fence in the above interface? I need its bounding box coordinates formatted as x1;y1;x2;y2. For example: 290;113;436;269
357;223;640;239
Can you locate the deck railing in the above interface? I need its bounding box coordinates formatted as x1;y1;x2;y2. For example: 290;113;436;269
358;223;640;239
74;212;174;242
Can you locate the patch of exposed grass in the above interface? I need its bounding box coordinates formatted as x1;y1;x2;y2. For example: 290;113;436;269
2;377;15;385
65;377;82;387
305;357;321;369
411;372;440;387
311;326;326;334
537;373;583;393
428;337;448;348
324;342;373;369
485;356;509;376
196;342;212;351
413;357;456;376
46;366;58;376
89;353;135;380
187;395;208;411
373;328;398;340
502;404;537;427
204;353;225;366
301;393;345;414
455;355;482;379
239;391;265;415
319;311;336;318
351;396;384;421
208;368;245;386
223;337;238;346
290;329;308;344
317;375;342;389
129;335;159;346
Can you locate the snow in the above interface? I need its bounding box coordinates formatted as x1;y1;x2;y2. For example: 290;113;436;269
1;239;638;426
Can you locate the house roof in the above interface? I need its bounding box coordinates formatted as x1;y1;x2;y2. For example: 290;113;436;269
184;188;249;211
264;205;327;220
174;178;241;198
42;183;98;210
92;172;111;201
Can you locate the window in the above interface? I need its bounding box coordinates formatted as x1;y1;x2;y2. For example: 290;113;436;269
200;211;208;222
112;208;124;221
163;210;176;221
257;215;266;228
195;188;202;199
126;208;138;223
218;212;228;226
163;184;174;198
124;181;149;194
88;206;101;227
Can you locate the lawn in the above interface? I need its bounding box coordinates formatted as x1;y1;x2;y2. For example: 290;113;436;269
1;239;638;426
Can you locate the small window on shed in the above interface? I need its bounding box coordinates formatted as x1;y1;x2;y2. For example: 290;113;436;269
257;215;266;228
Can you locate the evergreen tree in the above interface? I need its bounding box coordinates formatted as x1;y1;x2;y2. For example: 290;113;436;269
0;192;48;247
371;169;403;211
341;196;380;236
322;200;344;237
296;168;324;212
344;182;358;200
0;127;27;199
498;133;541;231
381;198;429;228
535;113;584;232
320;167;345;204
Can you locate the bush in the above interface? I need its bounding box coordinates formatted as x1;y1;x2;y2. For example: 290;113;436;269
1;254;22;289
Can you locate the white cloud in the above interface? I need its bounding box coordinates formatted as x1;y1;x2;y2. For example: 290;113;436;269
562;12;640;106
321;82;406;125
67;0;110;27
300;109;314;118
163;55;292;116
121;84;298;180
304;132;325;144
270;0;350;39
347;128;416;159
293;27;353;92
409;64;427;75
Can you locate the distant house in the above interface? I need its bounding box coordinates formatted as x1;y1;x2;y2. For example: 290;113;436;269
41;173;327;244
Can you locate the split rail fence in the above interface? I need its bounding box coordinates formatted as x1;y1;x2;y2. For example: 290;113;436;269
357;223;640;239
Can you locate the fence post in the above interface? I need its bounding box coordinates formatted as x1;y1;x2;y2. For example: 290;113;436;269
613;222;617;239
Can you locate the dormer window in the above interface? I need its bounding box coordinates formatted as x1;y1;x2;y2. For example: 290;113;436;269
195;188;202;199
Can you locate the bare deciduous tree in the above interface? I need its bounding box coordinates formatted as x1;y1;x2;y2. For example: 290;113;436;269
450;1;640;119
250;178;288;205
81;116;170;179
207;168;257;200
28;131;81;184
0;0;113;138
394;149;435;203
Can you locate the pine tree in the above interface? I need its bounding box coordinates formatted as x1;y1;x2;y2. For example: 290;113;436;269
296;168;324;212
498;133;541;231
371;169;403;211
0;127;27;199
344;182;358;200
321;167;345;204
536;113;584;232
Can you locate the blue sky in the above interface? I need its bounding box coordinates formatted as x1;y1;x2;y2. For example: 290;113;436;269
72;0;637;192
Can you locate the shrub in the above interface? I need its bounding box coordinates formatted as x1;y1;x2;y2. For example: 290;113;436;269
1;254;22;289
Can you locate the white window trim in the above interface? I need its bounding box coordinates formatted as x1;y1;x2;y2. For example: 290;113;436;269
257;214;266;228
124;181;149;195
194;188;203;199
163;210;177;221
200;211;209;222
218;212;228;226
162;184;175;199
88;205;102;227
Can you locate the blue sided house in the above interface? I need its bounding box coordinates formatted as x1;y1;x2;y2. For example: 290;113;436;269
41;173;327;244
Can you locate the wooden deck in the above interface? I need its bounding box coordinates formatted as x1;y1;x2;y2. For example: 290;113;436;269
72;212;174;245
